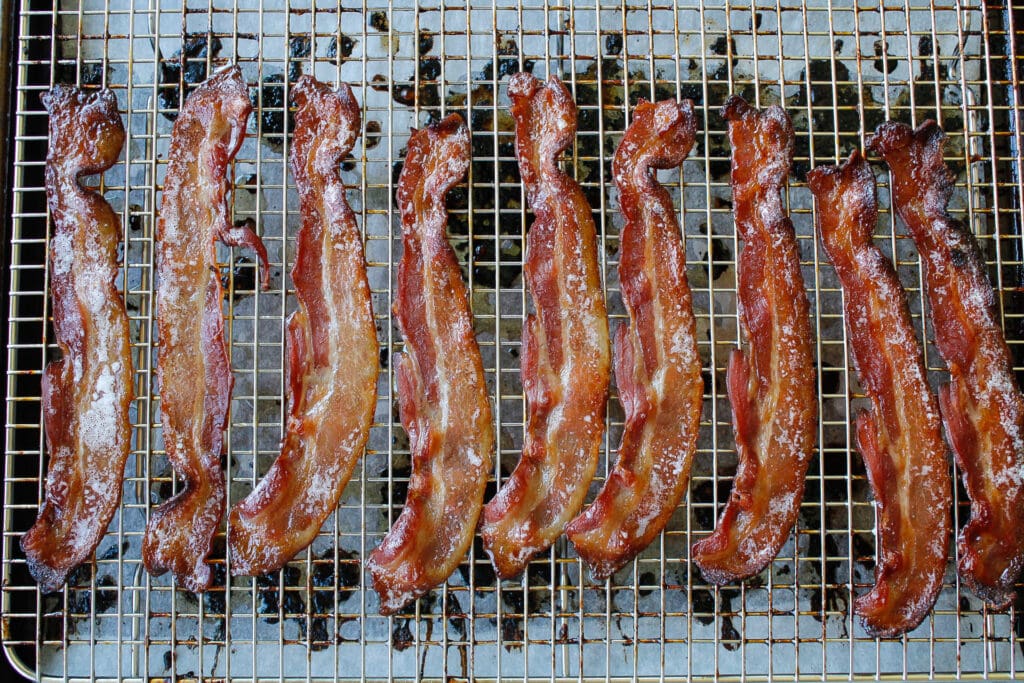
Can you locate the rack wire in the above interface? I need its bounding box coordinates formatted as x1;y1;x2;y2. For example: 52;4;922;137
3;0;1023;680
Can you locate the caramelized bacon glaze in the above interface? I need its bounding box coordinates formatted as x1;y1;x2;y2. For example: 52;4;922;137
228;76;378;577
21;86;133;593
144;66;270;592
870;120;1024;610
366;114;494;614
690;96;817;584
479;73;611;579
565;99;703;581
808;151;951;637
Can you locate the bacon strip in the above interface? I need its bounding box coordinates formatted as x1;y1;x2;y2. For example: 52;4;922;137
808;152;951;638
144;66;269;592
690;96;817;584
366;114;493;614
564;99;703;581
228;76;378;577
869;121;1024;610
479;74;611;579
21;86;133;593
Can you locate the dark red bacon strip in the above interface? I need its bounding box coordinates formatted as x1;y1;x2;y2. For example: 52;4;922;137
366;113;493;614
228;76;378;577
690;96;817;584
144;66;269;592
565;99;703;581
480;73;611;579
808;152;951;638
21;86;133;593
869;120;1024;609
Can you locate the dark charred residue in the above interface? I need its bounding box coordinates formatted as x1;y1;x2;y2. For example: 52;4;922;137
710;35;735;57
720;614;741;650
327;34;356;65
419;57;442;82
364;120;382;149
258;72;294;151
710;236;732;281
256;565;306;621
371;74;390;93
691;587;715;625
288;35;311;82
341;154;357;172
240;173;258;195
392;619;414;650
57;61;105;87
873;40;898;75
392;83;416;107
224;255;258;303
604;32;623;56
158;34;223;121
128;204;144;232
378;346;390;369
638;570;657;598
370;11;389;33
419;30;435;55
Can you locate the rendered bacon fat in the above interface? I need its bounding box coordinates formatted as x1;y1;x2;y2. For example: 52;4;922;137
228;76;378;576
564;99;703;581
690;96;817;584
366;114;493;613
21;87;133;593
869;121;1024;609
808;152;951;638
480;73;611;579
144;66;269;592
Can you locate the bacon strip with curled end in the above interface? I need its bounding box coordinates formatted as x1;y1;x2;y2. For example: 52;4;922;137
564;99;703;581
480;73;611;579
690;96;817;584
869;121;1024;610
144;66;270;593
808;151;951;638
228;76;378;577
21;86;133;593
366;114;493;614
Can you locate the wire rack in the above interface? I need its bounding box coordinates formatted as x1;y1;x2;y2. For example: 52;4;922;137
2;0;1023;680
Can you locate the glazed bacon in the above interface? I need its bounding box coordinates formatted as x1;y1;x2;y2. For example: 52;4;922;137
565;99;703;581
808;152;951;638
480;73;611;579
144;66;269;592
366;114;493;614
21;86;133;593
869;121;1024;609
690;96;817;584
228;76;378;577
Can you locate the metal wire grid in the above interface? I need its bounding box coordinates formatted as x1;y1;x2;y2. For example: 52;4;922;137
2;0;1023;679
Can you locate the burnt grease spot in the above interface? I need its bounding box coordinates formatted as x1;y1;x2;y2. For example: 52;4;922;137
327;34;356;65
257;72;293;151
159;34;223;121
370;11;389;33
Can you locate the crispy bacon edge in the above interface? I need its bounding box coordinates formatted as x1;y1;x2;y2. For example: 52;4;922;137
479;73;611;579
143;66;270;592
21;86;133;593
366;113;494;614
869;120;1024;610
690;96;818;584
227;76;378;577
564;99;703;581
808;151;951;638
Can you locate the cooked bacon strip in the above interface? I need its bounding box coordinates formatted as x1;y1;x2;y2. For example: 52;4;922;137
564;99;703;581
144;66;270;592
479;74;610;579
690;96;817;584
365;113;493;614
808;152;951;638
869;121;1024;609
228;76;378;577
21;86;133;593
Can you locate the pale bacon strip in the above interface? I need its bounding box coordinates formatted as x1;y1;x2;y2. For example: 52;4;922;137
808;151;951;638
479;73;611;579
228;76;378;577
869;120;1024;610
144;66;270;592
565;99;703;581
690;96;817;584
366;113;493;614
21;86;133;593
